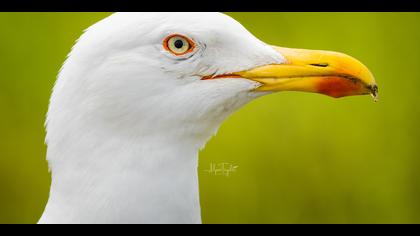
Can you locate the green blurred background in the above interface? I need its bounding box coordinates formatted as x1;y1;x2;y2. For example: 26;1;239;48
0;12;419;224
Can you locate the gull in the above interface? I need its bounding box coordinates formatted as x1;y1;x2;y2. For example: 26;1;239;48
38;12;378;224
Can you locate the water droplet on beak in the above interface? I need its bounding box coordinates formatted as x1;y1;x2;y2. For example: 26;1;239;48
370;85;379;102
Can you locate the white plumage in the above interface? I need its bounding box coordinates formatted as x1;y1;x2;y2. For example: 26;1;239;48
39;12;284;224
39;12;376;224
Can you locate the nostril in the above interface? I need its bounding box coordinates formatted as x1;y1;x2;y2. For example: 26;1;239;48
310;63;329;67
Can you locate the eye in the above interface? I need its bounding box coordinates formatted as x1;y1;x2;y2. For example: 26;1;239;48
163;34;195;56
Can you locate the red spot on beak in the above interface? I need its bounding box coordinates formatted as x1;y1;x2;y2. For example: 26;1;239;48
317;77;363;98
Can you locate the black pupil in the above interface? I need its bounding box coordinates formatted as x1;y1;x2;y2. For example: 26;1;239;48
174;39;184;49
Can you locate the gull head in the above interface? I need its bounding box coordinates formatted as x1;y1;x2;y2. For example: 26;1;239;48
48;12;376;152
42;12;378;224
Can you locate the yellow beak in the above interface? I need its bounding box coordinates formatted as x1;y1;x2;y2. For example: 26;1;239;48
236;46;378;101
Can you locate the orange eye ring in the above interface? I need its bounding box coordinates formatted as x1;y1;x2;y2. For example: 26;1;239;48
163;34;196;56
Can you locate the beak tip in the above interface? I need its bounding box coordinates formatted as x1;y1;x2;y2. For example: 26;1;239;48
368;84;379;102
